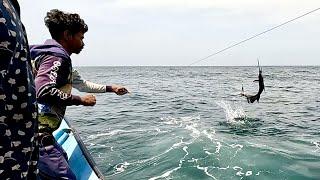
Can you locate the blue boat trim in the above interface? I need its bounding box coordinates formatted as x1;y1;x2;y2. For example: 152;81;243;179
53;117;105;180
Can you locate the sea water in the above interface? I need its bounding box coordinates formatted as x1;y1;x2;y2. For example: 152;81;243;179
67;66;320;180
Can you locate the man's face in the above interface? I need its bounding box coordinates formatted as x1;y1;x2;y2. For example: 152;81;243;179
68;31;85;54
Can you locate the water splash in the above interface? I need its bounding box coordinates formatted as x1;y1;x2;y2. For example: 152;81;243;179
215;100;247;123
115;162;130;174
313;141;320;152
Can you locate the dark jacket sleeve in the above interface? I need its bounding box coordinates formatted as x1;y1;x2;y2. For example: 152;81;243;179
35;55;82;106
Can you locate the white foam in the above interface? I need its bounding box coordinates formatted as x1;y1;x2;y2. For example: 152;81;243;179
185;124;201;138
216;166;229;170
233;166;242;171
215;142;222;153
236;171;245;176
172;138;192;148
245;171;253;176
149;167;180;180
204;150;214;155
115;162;130;173
88;127;163;140
161;116;179;125
149;144;191;180
161;115;201;138
88;129;126;139
196;165;217;180
230;144;243;149
187;158;198;163
135;138;191;167
233;166;245;177
202;129;216;141
180;146;189;164
230;144;243;157
248;142;267;148
182;146;188;153
215;100;247;123
312;141;320;152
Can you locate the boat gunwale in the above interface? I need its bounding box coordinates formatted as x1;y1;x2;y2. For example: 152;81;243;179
64;117;105;180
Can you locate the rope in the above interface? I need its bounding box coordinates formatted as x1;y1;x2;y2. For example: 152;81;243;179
188;8;320;66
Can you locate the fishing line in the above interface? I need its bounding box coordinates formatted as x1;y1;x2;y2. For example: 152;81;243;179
188;7;320;66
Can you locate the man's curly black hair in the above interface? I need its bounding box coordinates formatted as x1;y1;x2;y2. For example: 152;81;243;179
44;9;88;40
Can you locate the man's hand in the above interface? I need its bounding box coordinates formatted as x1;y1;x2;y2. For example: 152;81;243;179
81;94;96;106
111;85;129;95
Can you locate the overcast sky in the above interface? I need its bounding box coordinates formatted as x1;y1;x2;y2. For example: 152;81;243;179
19;1;320;66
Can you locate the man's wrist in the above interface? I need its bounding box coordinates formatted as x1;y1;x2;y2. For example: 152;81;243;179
71;95;82;105
106;85;113;92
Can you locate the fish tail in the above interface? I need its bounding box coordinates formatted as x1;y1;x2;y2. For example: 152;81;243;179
248;95;257;103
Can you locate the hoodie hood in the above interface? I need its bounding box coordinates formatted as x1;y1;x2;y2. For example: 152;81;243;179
30;39;70;60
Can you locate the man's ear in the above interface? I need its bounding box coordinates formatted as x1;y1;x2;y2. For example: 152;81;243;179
63;30;72;41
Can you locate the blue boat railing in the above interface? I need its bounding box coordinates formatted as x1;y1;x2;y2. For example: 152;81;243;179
55;117;105;180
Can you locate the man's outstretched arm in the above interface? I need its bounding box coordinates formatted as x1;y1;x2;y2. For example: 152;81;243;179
72;68;128;95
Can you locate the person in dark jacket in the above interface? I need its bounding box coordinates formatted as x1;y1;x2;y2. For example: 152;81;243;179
0;0;38;179
30;9;97;179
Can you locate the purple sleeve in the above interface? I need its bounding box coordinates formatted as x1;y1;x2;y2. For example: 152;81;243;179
35;55;82;106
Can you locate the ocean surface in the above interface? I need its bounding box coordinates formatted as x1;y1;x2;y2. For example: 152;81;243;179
67;66;320;180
